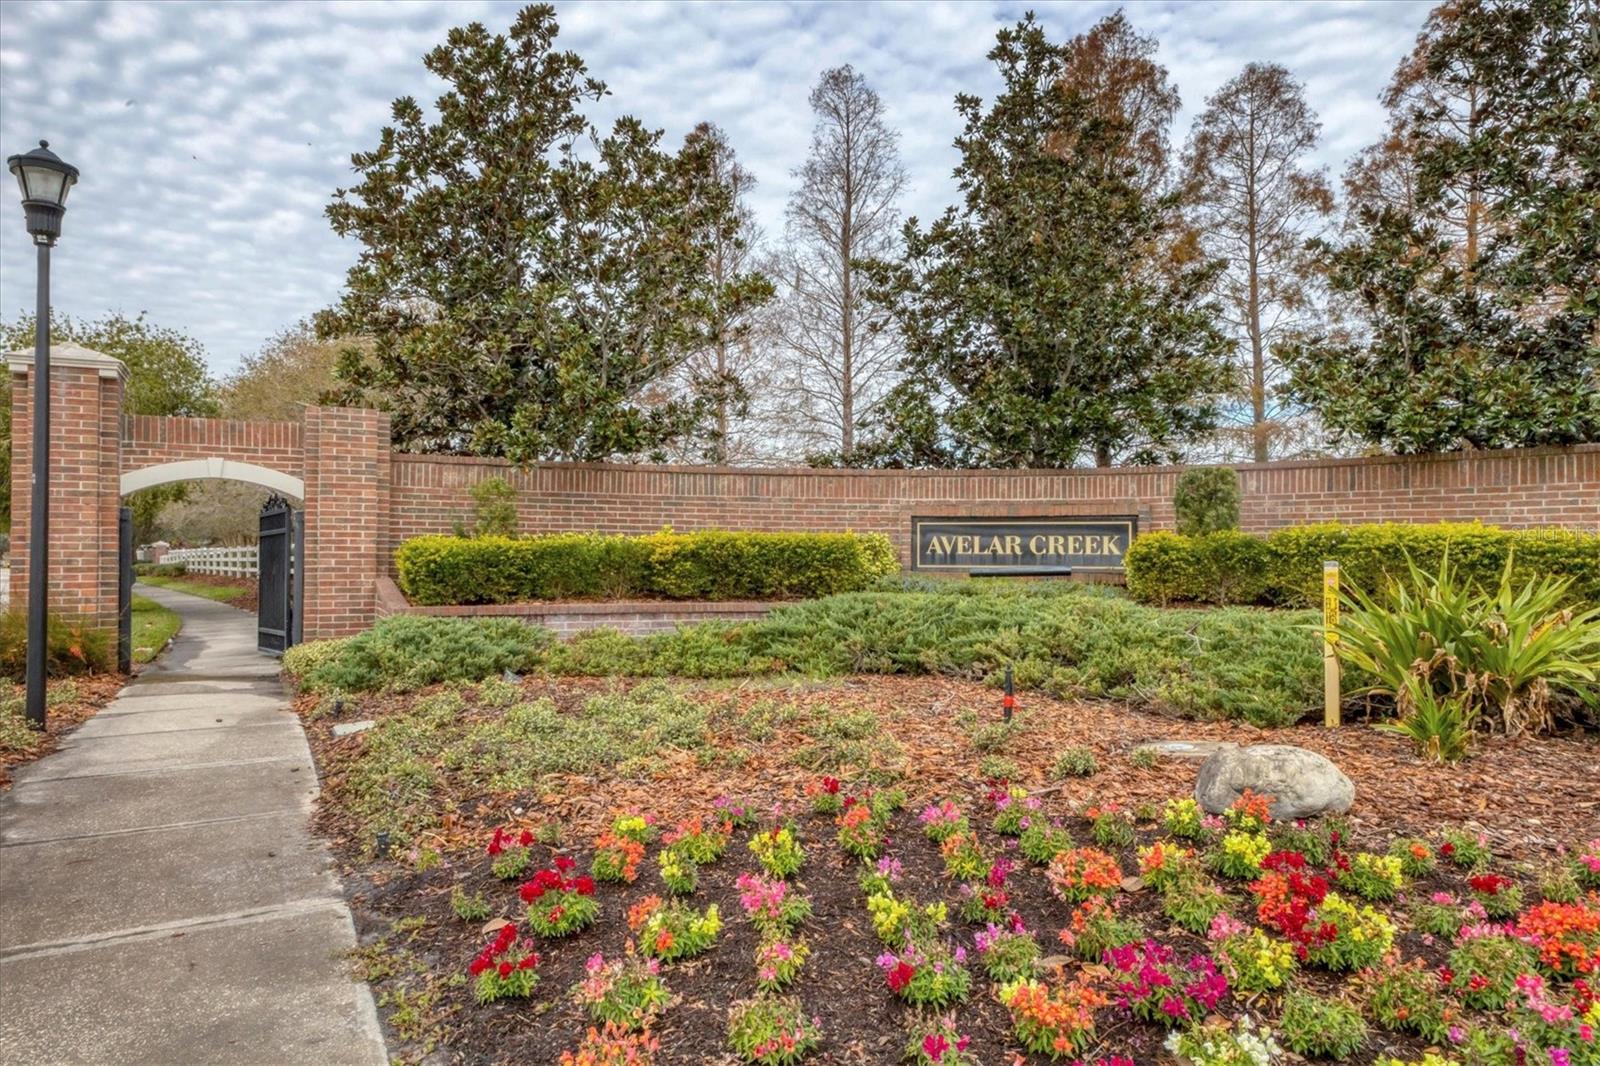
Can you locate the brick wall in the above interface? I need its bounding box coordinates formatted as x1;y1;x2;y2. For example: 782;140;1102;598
388;446;1600;567
11;369;1595;646
303;406;391;639
9;359;124;627
121;415;304;476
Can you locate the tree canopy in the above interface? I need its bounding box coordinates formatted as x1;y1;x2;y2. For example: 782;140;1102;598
1280;0;1599;453
319;4;771;464
855;14;1234;469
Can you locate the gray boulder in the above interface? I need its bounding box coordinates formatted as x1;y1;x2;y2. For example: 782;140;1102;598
1194;744;1354;820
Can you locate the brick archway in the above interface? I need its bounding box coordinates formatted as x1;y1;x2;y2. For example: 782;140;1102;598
8;344;390;639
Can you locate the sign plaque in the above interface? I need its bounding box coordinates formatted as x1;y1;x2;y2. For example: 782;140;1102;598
911;516;1137;575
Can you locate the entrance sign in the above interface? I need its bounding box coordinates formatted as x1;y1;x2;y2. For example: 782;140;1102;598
911;516;1136;575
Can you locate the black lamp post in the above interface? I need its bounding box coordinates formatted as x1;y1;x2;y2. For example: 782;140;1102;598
6;140;79;730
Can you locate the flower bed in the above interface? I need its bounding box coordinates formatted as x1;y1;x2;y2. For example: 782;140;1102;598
303;675;1600;1064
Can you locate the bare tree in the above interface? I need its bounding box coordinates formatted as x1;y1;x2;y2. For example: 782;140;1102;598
663;123;780;464
778;65;907;461
1184;62;1334;462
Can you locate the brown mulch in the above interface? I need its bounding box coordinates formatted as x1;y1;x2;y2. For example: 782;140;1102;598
296;674;1600;1064
304;674;1600;862
0;672;126;788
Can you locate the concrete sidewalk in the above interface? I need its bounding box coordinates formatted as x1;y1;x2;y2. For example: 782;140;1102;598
0;584;386;1065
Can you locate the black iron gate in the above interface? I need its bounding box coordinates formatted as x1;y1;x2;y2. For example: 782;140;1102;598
258;494;299;655
117;506;133;673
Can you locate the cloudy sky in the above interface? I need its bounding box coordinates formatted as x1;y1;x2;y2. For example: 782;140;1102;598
0;0;1432;378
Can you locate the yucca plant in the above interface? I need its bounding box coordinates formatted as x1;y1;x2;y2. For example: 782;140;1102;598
1339;552;1600;739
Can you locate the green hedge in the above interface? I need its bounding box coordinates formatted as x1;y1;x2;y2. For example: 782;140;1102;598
1125;523;1600;607
133;562;187;577
394;531;900;606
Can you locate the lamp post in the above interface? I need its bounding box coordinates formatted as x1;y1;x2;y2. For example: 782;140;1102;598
6;140;79;730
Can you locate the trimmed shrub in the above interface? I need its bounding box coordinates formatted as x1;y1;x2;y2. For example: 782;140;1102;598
1124;531;1271;606
0;609;115;680
1173;467;1240;535
394;530;898;606
133;562;187;577
1125;522;1599;608
467;476;518;538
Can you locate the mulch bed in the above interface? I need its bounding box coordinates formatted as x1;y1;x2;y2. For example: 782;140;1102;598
298;675;1600;1064
0;672;126;788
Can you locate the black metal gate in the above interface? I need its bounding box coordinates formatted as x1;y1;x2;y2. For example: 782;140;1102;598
117;506;133;673
258;494;298;655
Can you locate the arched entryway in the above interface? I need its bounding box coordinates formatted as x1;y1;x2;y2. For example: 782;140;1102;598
120;461;306;655
120;458;305;501
9;341;393;641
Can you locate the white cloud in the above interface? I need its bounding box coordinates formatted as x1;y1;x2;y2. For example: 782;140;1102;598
0;0;1432;378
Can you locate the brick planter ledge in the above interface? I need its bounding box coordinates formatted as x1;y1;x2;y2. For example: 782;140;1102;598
374;576;775;636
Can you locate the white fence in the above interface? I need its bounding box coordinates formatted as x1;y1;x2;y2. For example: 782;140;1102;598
158;546;259;578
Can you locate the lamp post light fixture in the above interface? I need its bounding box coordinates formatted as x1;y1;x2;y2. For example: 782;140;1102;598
7;140;79;730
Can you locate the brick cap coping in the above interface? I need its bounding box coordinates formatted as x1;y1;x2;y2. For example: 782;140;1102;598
389;442;1600;479
375;576;774;619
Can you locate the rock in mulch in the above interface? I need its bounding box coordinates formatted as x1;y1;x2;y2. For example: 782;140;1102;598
1194;743;1355;820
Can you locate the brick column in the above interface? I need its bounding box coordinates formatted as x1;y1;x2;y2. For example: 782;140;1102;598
7;344;128;630
303;405;390;638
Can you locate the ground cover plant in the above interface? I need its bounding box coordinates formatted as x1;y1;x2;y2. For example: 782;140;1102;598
287;580;1325;727
300;667;1600;1064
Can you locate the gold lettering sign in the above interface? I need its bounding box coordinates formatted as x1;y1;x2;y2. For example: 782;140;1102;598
911;517;1138;575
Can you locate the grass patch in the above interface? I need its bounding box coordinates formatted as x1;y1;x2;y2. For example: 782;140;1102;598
131;594;180;664
137;574;251;604
292;581;1323;728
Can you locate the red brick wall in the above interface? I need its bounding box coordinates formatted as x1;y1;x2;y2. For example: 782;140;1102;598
387;446;1600;568
121;415;304;476
9;362;124;627
303;406;391;639
11;377;1596;644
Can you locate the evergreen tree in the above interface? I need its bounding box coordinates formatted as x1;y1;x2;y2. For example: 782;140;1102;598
1281;0;1599;453
857;14;1233;468
319;5;770;463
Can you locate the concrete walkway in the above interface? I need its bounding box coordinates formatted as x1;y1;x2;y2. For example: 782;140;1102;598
0;584;387;1065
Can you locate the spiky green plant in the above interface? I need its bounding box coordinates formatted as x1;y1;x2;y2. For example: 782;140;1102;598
1338;553;1600;737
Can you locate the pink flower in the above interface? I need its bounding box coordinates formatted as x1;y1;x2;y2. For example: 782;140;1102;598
922;1033;949;1061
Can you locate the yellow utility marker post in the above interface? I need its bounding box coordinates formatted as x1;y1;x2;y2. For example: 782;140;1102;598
1323;560;1341;727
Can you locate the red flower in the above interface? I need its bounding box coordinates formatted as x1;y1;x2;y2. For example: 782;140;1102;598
555;855;576;873
518;829;535;847
822;776;841;794
1469;873;1512;895
517;954;539;971
574;875;596;896
468;956;489;976
887;961;916;993
520;881;544;903
1441;842;1456;857
497;961;513;979
843;795;859;810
